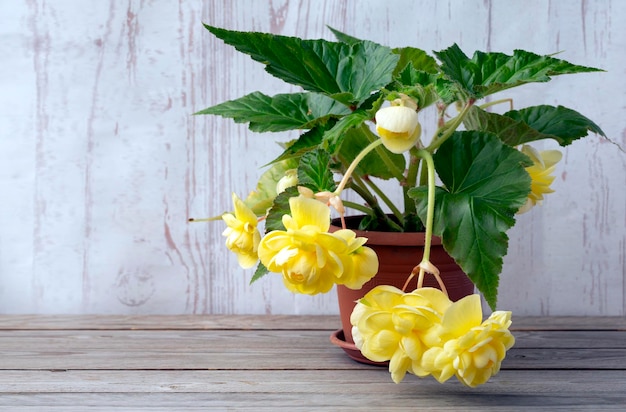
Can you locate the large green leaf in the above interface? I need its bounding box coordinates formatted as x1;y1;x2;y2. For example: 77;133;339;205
504;105;606;144
464;105;606;146
434;44;603;98
408;131;532;309
195;91;350;133
205;25;399;105
244;158;299;216
297;148;337;193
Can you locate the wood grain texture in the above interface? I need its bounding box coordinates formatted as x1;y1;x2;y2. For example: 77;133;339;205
0;315;624;410
0;0;624;315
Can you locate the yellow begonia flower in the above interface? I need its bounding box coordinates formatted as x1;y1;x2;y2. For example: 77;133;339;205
518;145;563;214
257;196;378;295
375;105;422;154
351;288;515;386
350;286;452;383
222;192;261;269
421;295;515;387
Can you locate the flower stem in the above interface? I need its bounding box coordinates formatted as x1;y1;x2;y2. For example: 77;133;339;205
403;151;420;217
416;149;436;264
479;98;513;111
359;124;405;182
400;149;438;292
334;139;384;196
348;181;403;231
361;176;403;222
425;100;474;152
341;200;375;216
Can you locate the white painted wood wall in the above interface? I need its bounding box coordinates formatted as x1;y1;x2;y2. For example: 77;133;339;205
2;0;624;315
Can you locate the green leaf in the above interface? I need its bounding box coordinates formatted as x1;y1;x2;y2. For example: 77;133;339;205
322;110;372;154
408;131;532;309
391;67;441;109
505;105;606;144
435;44;603;98
338;125;406;180
244;159;299;216
268;126;327;165
297;149;337;193
250;262;270;284
327;26;361;44
464;105;606;147
265;186;299;232
435;77;462;105
195;91;350;133
204;25;399;105
392;46;439;76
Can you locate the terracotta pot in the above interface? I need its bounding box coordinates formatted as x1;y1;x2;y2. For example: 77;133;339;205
329;215;475;365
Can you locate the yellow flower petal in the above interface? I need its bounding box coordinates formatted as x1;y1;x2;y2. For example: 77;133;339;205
289;196;330;231
439;294;482;338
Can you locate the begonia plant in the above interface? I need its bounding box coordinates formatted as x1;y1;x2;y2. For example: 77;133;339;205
192;25;605;385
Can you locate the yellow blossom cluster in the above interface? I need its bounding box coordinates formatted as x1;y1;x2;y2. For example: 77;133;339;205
351;285;515;387
257;196;379;294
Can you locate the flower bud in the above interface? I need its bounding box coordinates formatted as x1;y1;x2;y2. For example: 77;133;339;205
276;169;298;194
375;105;421;154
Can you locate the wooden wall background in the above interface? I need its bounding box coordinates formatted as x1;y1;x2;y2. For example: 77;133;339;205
1;0;624;315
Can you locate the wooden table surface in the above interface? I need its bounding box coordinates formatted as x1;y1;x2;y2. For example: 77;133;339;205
0;315;625;411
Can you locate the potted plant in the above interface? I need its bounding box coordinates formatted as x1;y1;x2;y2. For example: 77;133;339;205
191;25;606;387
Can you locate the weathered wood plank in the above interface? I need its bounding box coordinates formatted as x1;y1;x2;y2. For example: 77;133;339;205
0;369;624;395
0;315;624;331
0;371;624;410
2;329;626;351
0;316;624;410
1;329;625;370
0;315;341;331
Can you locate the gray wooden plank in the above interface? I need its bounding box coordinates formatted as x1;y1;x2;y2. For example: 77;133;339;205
0;369;624;395
0;370;624;410
510;316;626;331
2;329;625;351
0;329;625;370
0;315;624;331
0;315;341;331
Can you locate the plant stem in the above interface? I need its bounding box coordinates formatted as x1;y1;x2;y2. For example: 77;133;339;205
341;200;375;216
361;176;403;222
400;149;438;292
416;149;436;264
349;182;403;232
334;139;384;196
404;150;420;215
426;100;474;153
360;124;405;182
479;98;513;111
188;215;224;222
